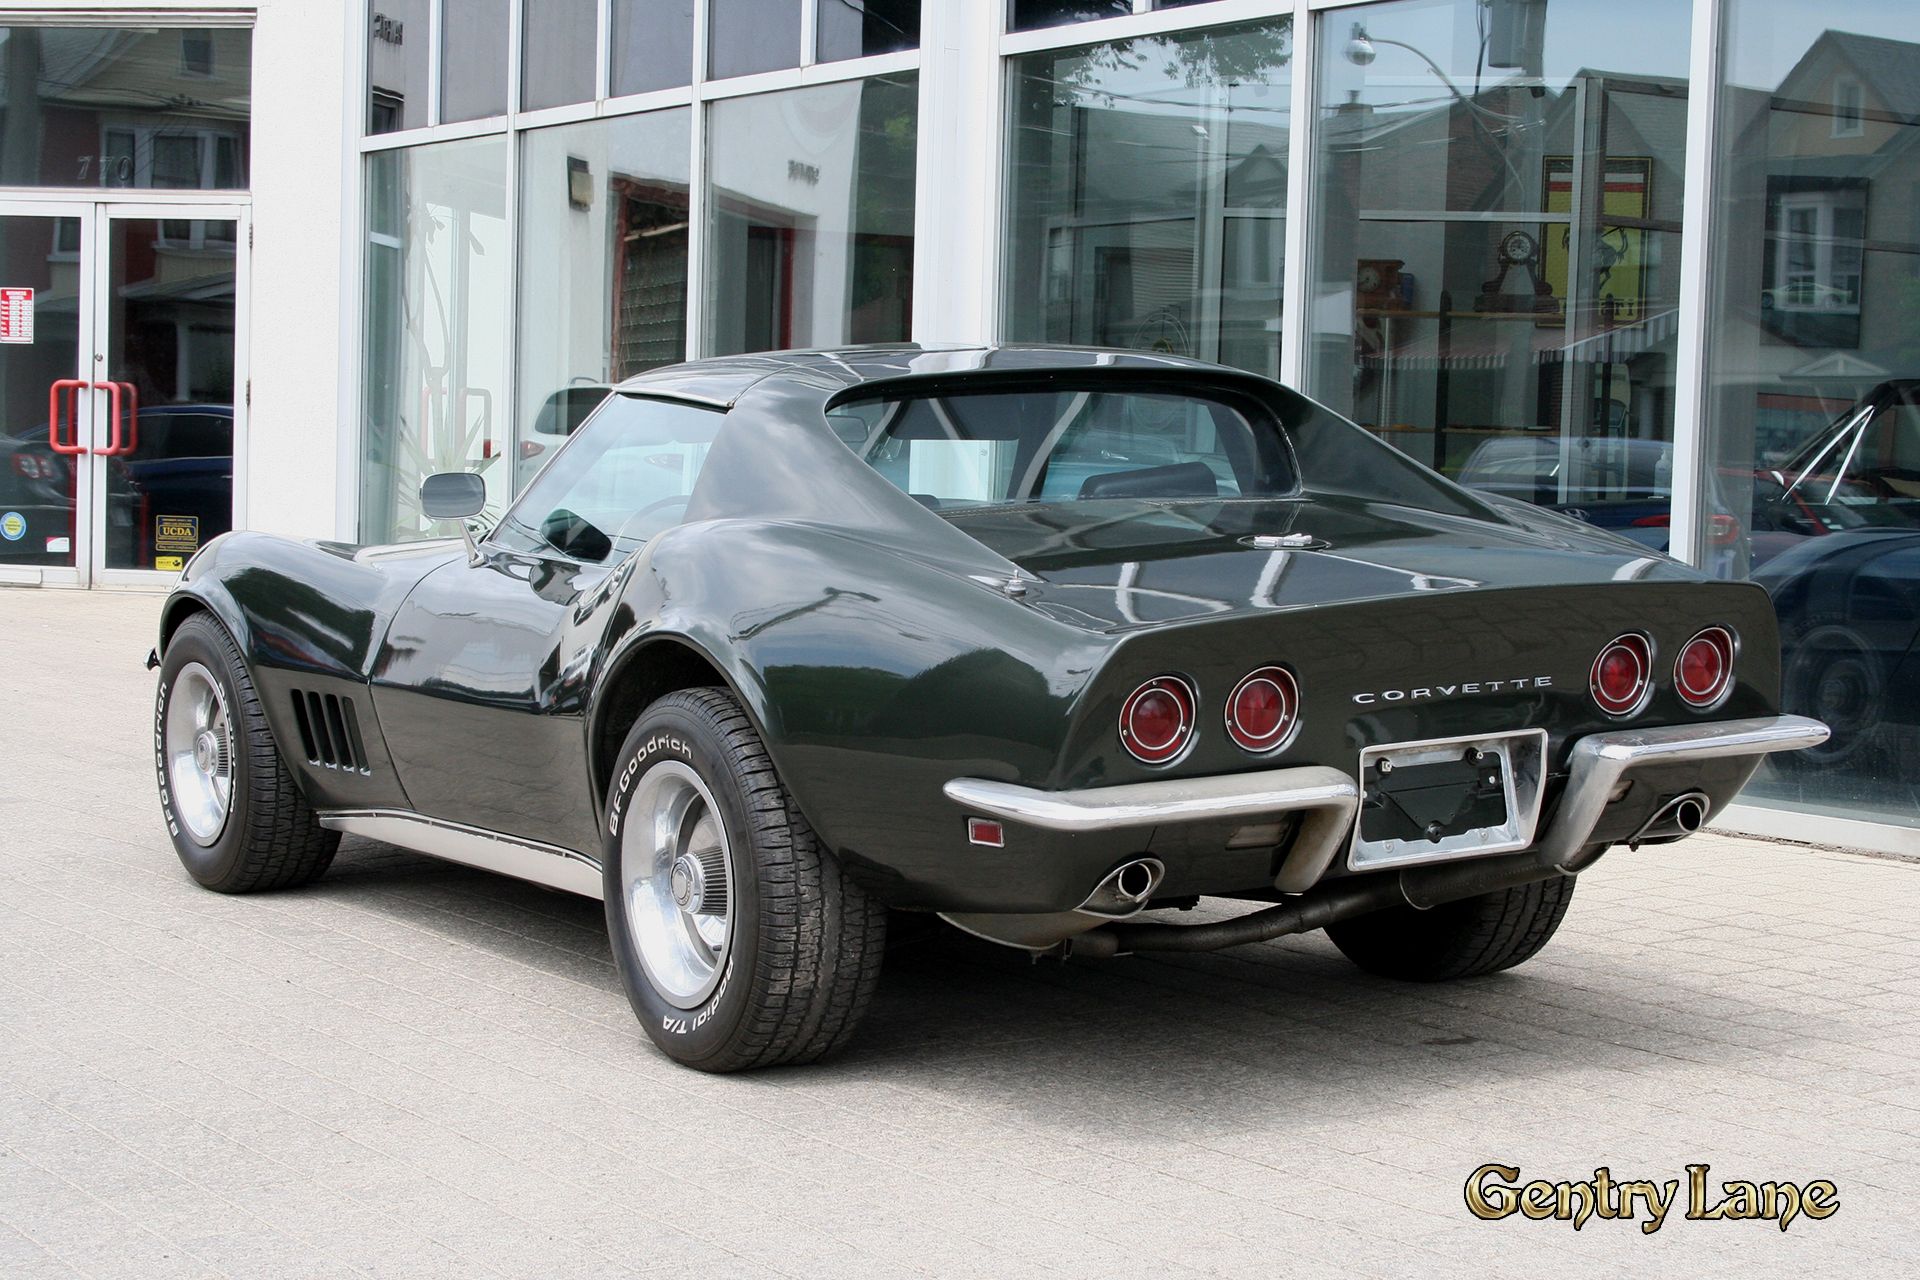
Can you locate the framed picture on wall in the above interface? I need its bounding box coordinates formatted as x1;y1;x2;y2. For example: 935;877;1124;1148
1541;156;1653;328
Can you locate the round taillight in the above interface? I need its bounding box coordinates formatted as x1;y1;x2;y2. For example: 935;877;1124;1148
1676;626;1736;708
1120;675;1197;765
1225;666;1299;754
1590;633;1653;717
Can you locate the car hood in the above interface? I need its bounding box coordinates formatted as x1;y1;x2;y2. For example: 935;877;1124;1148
938;494;1697;632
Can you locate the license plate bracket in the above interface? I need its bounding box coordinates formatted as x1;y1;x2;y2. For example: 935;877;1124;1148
1348;729;1548;871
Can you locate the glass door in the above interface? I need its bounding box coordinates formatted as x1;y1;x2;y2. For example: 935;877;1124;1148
91;204;245;585
0;205;94;586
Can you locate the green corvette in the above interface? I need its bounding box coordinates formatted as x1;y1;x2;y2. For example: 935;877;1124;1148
149;345;1827;1070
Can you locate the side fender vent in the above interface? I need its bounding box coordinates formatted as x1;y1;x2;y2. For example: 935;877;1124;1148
290;689;372;775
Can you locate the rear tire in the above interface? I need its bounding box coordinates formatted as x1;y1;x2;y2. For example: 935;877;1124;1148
1325;876;1575;981
155;613;339;893
603;688;885;1071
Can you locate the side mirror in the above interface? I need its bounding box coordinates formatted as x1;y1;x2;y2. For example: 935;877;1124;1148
419;471;487;521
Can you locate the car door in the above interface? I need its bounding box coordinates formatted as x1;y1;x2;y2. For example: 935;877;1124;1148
371;394;726;855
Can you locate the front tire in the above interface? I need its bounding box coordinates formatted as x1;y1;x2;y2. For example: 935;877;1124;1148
603;689;885;1071
154;613;339;893
1325;876;1575;981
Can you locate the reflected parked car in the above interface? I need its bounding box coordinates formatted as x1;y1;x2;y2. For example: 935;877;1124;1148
1456;435;1742;574
517;383;612;487
1763;380;1920;534
1755;528;1920;769
1760;282;1853;311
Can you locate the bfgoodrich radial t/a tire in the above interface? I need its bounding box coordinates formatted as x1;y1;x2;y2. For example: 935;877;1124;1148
154;613;339;893
1325;876;1576;982
603;688;886;1071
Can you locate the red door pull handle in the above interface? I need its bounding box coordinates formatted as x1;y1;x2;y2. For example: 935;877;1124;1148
98;380;126;457
48;379;88;455
116;381;140;456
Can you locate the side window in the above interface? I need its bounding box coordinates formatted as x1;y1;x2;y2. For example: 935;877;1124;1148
499;395;722;562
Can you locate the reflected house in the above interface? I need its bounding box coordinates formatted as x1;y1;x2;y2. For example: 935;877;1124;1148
1712;30;1920;462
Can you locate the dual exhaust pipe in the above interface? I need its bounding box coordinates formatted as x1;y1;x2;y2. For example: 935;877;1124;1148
1630;791;1710;846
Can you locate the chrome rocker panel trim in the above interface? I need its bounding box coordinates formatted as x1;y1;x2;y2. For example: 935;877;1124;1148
943;766;1361;893
318;809;605;900
1534;714;1830;869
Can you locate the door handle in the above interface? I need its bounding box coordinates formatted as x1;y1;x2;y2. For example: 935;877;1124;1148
48;379;88;455
100;380;139;456
96;379;125;457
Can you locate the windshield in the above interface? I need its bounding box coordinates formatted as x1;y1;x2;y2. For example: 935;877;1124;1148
828;386;1296;509
494;394;722;562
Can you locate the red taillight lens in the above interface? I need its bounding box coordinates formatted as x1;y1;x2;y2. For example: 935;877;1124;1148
12;453;54;481
1225;665;1299;754
1676;626;1736;708
1590;633;1653;717
1120;675;1197;765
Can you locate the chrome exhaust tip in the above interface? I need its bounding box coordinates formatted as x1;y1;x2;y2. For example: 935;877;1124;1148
1631;791;1711;845
1079;857;1165;918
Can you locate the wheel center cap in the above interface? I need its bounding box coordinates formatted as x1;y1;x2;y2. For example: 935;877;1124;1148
194;731;218;773
670;856;702;911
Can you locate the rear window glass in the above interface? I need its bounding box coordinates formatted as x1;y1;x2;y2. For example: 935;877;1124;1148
828;386;1296;509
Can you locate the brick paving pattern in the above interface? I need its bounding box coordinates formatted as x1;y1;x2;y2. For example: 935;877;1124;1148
2;590;1916;1277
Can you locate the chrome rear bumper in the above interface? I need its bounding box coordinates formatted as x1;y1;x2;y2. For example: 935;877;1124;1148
943;715;1830;893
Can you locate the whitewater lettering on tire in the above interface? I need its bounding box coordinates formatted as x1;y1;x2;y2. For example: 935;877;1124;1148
659;956;736;1036
607;732;691;836
153;676;180;838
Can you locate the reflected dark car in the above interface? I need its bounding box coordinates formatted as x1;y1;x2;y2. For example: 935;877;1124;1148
1755;527;1920;769
0;404;230;568
147;345;1826;1073
0;428;78;563
1456;435;1742;575
121;405;235;564
0;423;141;566
1757;381;1920;544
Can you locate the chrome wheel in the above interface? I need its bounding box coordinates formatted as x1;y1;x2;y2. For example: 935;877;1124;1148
621;761;735;1009
165;661;234;846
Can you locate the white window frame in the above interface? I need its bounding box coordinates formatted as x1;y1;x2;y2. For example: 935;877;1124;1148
1831;75;1863;139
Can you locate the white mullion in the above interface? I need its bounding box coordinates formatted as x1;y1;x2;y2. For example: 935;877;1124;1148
1669;0;1726;570
597;0;613;99
800;0;818;68
428;0;444;127
1278;0;1314;387
359;117;510;152
694;51;919;102
508;0;524;122
686;0;712;357
504;0;524;482
341;0;373;541
913;0;999;344
999;0;1288;56
0;8;252;28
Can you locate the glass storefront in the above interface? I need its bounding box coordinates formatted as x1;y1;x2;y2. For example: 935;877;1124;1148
516;109;692;488
1306;0;1694;570
1004;20;1295;378
1704;0;1920;825
360;137;510;545
358;3;919;545
706;75;918;356
354;0;1920;839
